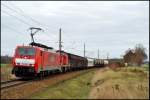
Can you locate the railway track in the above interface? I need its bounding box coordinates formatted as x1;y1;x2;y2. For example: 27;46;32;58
1;79;20;84
1;79;28;90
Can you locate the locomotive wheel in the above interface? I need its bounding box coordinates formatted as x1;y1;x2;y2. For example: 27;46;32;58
69;67;72;72
63;67;66;73
39;71;44;80
45;71;47;76
61;67;66;73
34;73;38;77
66;67;69;72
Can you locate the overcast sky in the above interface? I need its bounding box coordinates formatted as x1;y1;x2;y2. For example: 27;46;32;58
1;1;149;59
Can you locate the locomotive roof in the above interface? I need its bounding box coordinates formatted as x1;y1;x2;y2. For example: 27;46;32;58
29;42;53;50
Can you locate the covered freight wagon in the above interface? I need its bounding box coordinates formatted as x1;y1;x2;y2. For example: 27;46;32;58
59;51;88;70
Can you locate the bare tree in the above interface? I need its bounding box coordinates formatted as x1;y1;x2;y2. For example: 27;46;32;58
134;44;147;66
123;44;148;66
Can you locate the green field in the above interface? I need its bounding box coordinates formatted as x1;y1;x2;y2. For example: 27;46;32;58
142;64;149;71
1;64;10;67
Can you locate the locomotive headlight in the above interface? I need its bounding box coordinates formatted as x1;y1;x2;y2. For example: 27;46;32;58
30;64;35;67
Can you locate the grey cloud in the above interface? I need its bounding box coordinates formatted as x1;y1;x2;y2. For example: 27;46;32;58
1;1;149;59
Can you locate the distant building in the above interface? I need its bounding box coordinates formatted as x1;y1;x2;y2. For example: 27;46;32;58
123;49;139;66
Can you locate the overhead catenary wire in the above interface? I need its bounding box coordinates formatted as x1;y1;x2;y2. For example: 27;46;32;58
3;2;58;34
2;10;32;26
2;10;56;46
1;11;56;44
2;2;74;43
1;3;57;39
5;2;44;26
2;3;43;26
2;23;25;38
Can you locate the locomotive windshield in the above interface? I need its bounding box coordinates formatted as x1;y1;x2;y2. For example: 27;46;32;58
17;47;35;55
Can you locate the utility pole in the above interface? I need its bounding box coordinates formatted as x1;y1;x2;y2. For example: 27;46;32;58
84;43;85;57
59;28;62;53
98;49;99;59
59;28;62;66
107;52;109;60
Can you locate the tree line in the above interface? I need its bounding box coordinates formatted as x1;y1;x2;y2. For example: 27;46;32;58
1;55;13;64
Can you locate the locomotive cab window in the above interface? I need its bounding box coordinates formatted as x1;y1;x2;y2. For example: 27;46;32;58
17;48;35;55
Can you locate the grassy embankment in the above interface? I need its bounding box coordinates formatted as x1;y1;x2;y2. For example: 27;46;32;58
29;65;149;99
29;69;96;99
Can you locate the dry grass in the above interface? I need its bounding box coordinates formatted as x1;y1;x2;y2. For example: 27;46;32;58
0;64;16;81
89;66;149;99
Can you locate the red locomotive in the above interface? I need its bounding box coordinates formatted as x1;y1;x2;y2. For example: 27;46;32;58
12;27;88;77
12;42;88;77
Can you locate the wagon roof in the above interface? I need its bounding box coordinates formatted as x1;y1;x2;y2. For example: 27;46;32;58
56;50;86;59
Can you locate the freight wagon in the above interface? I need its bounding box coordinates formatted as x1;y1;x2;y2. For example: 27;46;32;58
94;59;105;67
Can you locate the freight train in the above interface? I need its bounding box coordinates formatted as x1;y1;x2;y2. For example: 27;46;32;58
12;42;88;77
94;59;109;67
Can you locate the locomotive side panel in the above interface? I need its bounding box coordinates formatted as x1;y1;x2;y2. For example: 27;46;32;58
34;49;42;73
40;50;61;72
